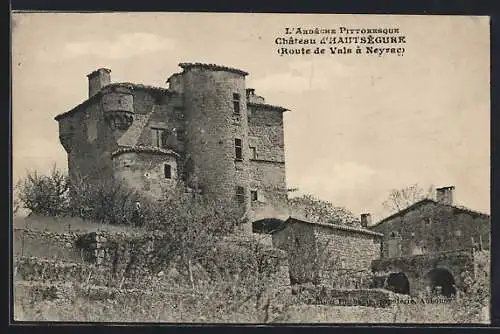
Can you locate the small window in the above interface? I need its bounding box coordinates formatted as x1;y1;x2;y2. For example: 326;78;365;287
164;164;172;179
251;190;258;202
435;237;442;247
454;230;462;237
235;138;243;160
233;93;241;114
295;237;300;246
250;146;257;159
177;129;185;141
236;186;245;203
152;128;168;148
390;231;400;238
423;218;432;227
174;107;185;120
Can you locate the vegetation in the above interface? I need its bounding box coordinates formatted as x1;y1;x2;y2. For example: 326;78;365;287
288;194;359;226
14;170;490;323
382;183;435;214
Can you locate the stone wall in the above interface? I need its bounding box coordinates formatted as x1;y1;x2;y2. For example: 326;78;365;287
370;201;490;258
15;229;291;292
113;151;178;198
371;249;476;296
63;99;120;186
272;222;319;284
248;107;285;162
13;228;83;263
272;221;381;287
313;225;381;275
248;106;287;218
182;66;250;211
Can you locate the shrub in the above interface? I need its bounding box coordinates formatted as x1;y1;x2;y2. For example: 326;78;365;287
16;166;70;216
68;176;143;225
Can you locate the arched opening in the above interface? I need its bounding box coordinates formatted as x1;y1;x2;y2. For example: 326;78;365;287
386;272;410;295
425;268;456;297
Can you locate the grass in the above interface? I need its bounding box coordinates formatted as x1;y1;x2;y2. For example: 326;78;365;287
13;278;489;324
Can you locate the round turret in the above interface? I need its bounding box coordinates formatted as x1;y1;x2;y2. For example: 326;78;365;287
101;84;135;130
179;63;251;211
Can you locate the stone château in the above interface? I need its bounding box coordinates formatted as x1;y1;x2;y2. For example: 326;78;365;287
55;63;290;230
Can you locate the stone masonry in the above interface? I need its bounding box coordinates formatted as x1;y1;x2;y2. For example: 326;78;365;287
55;63;290;231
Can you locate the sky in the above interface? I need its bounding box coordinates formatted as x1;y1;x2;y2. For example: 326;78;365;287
11;13;490;221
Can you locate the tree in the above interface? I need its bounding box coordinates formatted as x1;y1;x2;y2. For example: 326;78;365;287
16;165;70;216
382;183;435;214
288;194;359;226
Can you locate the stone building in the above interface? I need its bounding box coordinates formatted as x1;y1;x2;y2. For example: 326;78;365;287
271;216;383;287
55;63;290;228
369;186;490;297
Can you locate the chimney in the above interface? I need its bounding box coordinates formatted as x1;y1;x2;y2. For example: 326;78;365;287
436;186;455;206
87;68;111;98
360;213;372;228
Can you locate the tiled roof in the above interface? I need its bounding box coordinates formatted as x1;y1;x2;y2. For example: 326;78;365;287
54;95;100;121
178;62;249;76
116;114;151;147
54;83;174;121
247;102;290;112
107;82;172;93
111;146;180;158
284;216;384;237
370;198;490;228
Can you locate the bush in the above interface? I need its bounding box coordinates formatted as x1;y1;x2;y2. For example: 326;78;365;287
16;166;70;216
451;271;490;323
69;176;143;225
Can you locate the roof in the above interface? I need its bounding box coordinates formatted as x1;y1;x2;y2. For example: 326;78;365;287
247;102;289;113
282;216;384;237
178;62;249;76
111;146;180;158
370;198;490;228
54;83;174;121
116;114;151;147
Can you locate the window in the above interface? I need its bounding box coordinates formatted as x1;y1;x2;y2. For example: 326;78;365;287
164;164;172;179
152;128;168;148
423;218;432;227
435;237;442;247
251;190;258;202
454;230;462;237
236;186;245;203
233;93;241;114
235;138;243;160
250;146;257;159
176;129;185;141
390;231;400;238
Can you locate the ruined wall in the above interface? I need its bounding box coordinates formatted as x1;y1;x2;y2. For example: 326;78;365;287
112;151;178;198
370;202;490;258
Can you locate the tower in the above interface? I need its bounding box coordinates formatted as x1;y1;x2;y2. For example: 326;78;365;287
177;63;251;218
